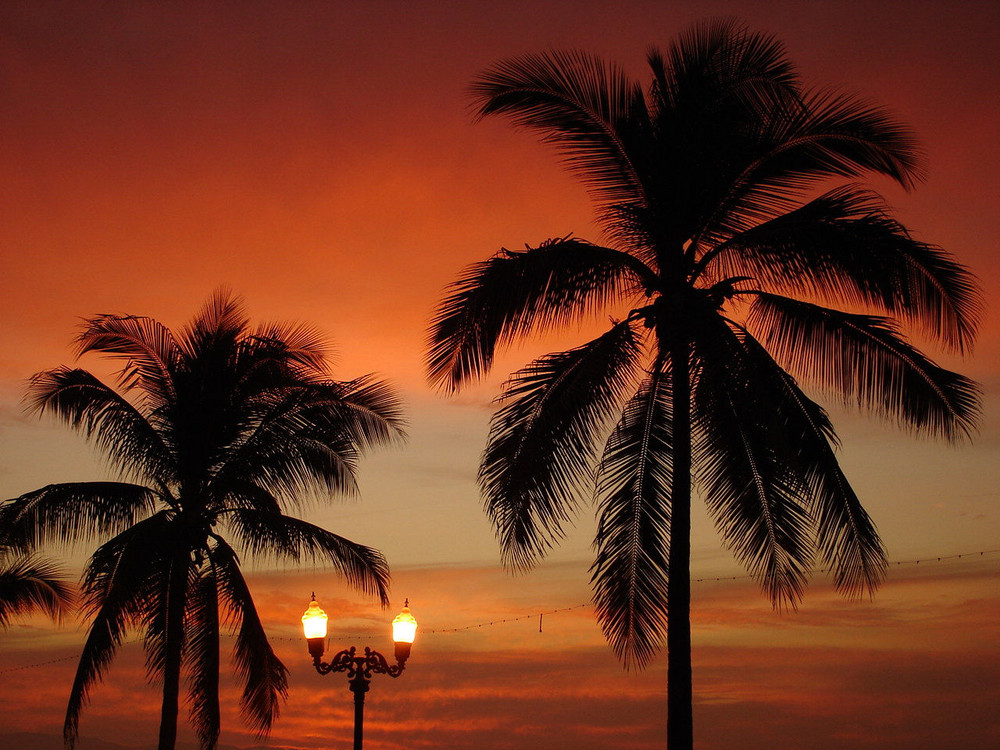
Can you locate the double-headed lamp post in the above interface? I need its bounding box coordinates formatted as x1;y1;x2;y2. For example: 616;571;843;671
301;595;417;750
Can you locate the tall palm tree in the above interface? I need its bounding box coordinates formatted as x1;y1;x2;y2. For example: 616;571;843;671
1;291;405;750
426;21;980;749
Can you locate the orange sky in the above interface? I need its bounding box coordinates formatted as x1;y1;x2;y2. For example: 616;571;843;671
1;1;999;749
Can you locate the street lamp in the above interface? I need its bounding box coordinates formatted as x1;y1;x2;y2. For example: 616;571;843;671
301;594;417;750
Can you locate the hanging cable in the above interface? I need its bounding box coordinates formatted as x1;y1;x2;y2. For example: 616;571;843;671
2;547;996;673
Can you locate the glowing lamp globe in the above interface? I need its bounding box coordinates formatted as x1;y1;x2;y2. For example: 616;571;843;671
391;600;417;663
302;595;328;659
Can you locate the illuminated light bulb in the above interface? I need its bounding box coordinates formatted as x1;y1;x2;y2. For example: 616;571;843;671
392;599;417;644
301;595;328;640
392;599;417;663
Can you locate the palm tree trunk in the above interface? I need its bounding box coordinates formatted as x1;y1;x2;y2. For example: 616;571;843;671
666;333;693;750
158;547;189;750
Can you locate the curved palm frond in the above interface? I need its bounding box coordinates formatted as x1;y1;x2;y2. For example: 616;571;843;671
75;313;181;410
481;321;643;571
427;238;647;390
651;18;800;116
243;320;333;379
591;367;672;668
177;288;250;361
211;393;358;503
471;50;648;207
693;320;814;608
706;186;980;352
779;87;923;188
214;377;404;508
2;482;160;547
735;332;886;595
749;293;981;439
185;564;221;750
213;418;359;508
0;553;74;628
210;539;287;738
65;512;174;748
317;375;408;449
223;513;390;605
708;88;923;241
27;368;174;484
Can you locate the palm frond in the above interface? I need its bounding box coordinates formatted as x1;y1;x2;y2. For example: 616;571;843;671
749;294;981;439
177;288;249;360
64;597;132;749
735;331;887;596
185;565;221;750
27;368;174;484
650;19;800;119
210;539;287;738
223;513;390;605
213;377;405;508
212;415;360;508
427;238;645;390
320;375;409;449
65;513;174;748
591;368;672;668
694;318;814;608
244;320;333;378
0;553;74;628
75;313;181;410
2;482;159;548
785;87;923;188
707;186;980;352
471;51;648;207
704;87;922;242
481;321;643;571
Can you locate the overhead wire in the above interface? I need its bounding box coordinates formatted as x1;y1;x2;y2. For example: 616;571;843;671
2;547;997;674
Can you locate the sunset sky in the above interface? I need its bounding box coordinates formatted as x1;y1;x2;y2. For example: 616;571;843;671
1;1;998;749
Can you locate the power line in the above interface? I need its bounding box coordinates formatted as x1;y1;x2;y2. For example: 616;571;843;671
2;547;997;674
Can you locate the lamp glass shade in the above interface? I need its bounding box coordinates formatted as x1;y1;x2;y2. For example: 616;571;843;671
301;598;328;640
392;603;417;644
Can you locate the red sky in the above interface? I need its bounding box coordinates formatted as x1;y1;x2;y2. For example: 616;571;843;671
1;1;998;749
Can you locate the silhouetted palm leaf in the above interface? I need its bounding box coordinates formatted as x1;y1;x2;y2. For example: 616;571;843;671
749;293;980;438
471;51;648;208
708;187;980;350
1;482;159;547
65;513;173;747
211;538;287;737
591;368;672;668
225;511;390;605
0;551;73;628
481;322;642;570
26;369;174;484
733;333;886;596
186;564;221;750
427;238;648;390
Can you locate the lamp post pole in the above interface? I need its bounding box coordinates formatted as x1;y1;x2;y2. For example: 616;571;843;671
302;596;417;750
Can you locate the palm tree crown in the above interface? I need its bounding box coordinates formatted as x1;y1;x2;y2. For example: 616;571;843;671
2;291;406;750
427;20;980;749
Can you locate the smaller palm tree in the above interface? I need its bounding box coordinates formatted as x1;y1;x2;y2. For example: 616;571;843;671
1;291;406;750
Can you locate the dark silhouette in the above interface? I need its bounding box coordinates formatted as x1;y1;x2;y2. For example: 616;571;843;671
1;291;406;750
0;542;73;629
426;20;981;750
